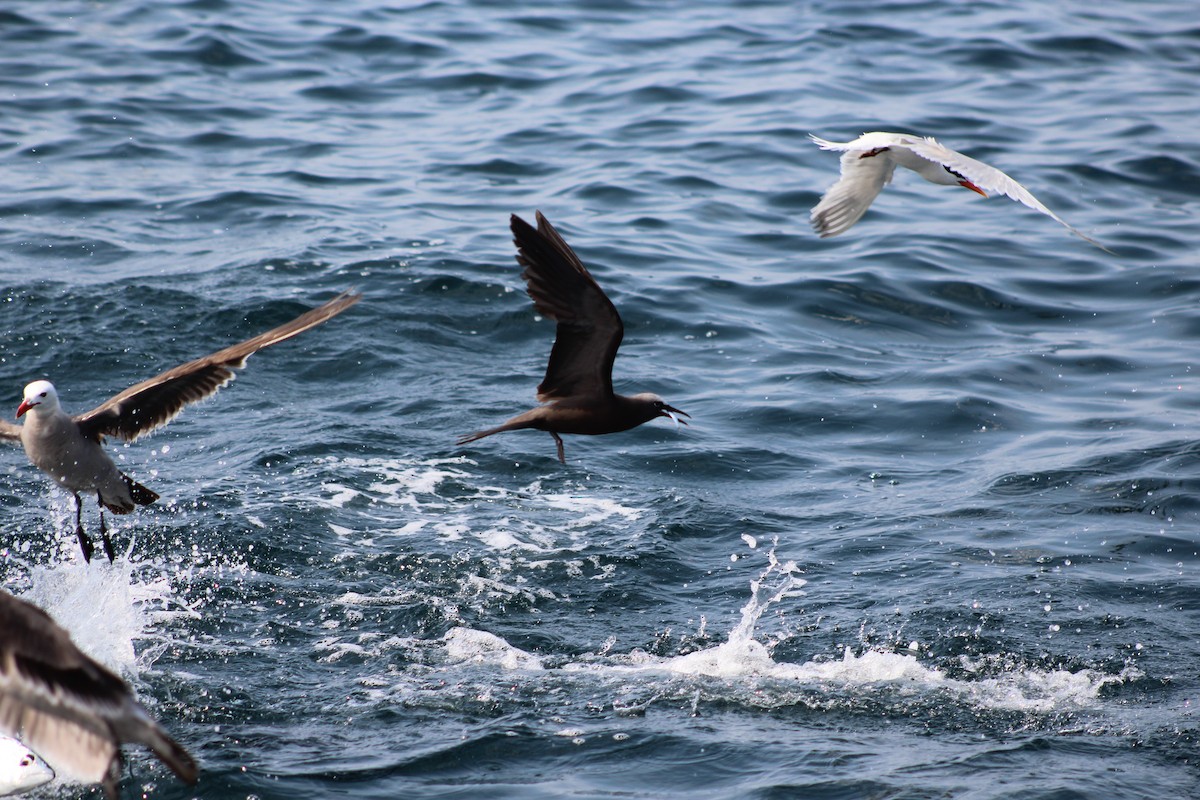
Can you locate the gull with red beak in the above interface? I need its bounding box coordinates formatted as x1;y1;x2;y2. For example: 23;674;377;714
0;290;360;562
458;212;688;464
809;132;1110;252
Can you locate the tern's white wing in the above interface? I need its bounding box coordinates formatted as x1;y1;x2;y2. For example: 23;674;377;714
809;136;899;237
902;137;1112;253
810;132;913;153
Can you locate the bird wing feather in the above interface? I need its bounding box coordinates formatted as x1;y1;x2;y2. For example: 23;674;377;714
73;290;360;443
901;137;1113;253
0;421;21;443
511;212;622;402
0;592;198;788
810;134;898;238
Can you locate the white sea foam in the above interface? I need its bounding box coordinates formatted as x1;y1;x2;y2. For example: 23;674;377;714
334;590;418;607
558;547;1125;714
312;456;479;515
307;456;644;552
955;657;1136;712
442;627;544;671
314;631;415;664
307;466;1129;717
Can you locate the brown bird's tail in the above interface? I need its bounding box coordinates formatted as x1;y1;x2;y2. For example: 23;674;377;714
456;419;533;447
456;426;507;446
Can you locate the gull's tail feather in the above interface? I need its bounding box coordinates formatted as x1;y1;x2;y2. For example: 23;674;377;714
125;475;159;507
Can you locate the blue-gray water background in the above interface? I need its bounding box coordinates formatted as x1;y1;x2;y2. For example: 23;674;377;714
2;1;1198;798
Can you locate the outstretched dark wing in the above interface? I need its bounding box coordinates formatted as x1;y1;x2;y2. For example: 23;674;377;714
0;591;198;796
512;212;623;402
74;290;361;443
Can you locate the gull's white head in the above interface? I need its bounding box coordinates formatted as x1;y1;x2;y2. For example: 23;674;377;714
0;735;54;794
17;380;59;418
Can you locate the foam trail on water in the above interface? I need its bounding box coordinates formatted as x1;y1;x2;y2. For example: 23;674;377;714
582;543;1129;713
328;535;1133;718
327;539;1135;727
310;456;644;553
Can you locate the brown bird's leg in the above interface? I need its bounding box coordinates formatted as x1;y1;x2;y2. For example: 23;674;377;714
96;493;116;563
551;431;565;464
74;493;95;563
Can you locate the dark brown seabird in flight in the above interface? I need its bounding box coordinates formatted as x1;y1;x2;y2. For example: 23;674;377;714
457;211;688;463
0;290;361;562
0;589;198;799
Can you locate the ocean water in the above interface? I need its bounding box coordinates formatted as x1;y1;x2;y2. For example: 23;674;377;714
1;0;1198;798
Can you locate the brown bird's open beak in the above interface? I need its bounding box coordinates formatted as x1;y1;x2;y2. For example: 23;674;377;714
660;404;690;428
16;400;32;418
958;180;988;197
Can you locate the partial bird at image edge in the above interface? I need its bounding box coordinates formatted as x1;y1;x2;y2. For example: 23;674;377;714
0;589;198;799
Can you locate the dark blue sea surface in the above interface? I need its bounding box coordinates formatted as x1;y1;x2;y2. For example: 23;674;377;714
1;0;1198;797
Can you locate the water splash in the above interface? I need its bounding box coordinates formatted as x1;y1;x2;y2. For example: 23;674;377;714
664;545;806;678
14;533;187;678
565;543;1128;714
